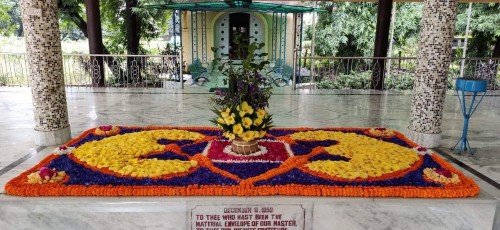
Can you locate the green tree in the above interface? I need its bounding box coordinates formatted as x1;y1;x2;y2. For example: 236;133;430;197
0;1;17;36
313;2;424;57
315;2;377;57
391;3;422;57
456;3;500;57
58;0;170;55
101;0;170;54
57;0;171;84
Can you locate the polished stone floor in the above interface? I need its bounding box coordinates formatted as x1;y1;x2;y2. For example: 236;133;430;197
0;87;499;229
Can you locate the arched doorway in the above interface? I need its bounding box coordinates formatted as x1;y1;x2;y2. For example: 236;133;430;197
215;12;264;60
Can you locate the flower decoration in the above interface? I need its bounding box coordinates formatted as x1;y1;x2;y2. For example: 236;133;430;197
204;139;293;163
210;34;273;142
296;130;420;179
27;167;66;184
413;146;432;155
367;127;395;138
72;129;202;178
94;125;120;136
223;144;268;157
423;168;460;184
54;145;75;155
6;126;479;198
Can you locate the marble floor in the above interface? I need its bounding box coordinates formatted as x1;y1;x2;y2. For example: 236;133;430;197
0;86;499;229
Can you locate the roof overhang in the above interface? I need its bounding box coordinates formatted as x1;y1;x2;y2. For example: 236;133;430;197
142;0;324;13
267;0;500;2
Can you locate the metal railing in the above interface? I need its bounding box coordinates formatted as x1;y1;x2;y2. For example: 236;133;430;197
299;57;500;90
0;53;30;87
1;53;498;91
0;53;182;88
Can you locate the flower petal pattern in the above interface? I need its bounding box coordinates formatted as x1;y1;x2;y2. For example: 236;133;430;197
4;126;479;198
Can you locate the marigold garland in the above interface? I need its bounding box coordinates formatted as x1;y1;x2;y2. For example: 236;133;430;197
5;126;480;198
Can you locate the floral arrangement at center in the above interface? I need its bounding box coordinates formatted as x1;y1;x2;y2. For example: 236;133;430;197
5;126;480;198
210;34;273;145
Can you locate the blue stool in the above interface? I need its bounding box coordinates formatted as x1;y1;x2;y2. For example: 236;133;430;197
451;78;488;154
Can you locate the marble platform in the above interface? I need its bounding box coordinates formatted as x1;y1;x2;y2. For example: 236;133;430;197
0;196;496;230
0;87;499;229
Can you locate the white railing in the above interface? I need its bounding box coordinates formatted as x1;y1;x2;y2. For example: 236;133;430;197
1;53;498;90
0;53;182;88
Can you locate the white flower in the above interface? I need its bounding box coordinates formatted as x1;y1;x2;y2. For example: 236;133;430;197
412;146;432;155
54;146;75;155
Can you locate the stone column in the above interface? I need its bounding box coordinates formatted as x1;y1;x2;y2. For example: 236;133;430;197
20;0;71;145
407;0;457;148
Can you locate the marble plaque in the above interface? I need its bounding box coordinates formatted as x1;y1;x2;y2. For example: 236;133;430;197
189;204;305;230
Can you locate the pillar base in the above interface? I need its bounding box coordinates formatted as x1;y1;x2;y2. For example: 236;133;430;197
406;129;441;148
34;126;71;146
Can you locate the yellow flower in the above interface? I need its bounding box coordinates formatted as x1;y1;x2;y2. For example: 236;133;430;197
241;101;251;109
239;101;254;115
224;113;236;125
259;131;266;138
223;132;236;140
256;109;267;118
221;111;230;118
72;130;202;178
240;131;255;142
253;117;263;126
239;110;247;118
217;117;226;124
242;117;253;129
296;130;419;179
232;124;243;135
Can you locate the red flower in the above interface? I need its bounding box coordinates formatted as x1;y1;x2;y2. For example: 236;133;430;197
59;146;68;150
99;125;113;131
417;146;427;151
435;168;452;178
375;128;387;131
39;167;56;179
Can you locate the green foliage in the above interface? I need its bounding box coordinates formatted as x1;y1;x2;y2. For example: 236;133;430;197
60;21;86;41
456;3;500;57
315;2;377;57
57;0;88;40
58;0;84;23
56;0;170;54
313;2;423;57
391;3;422;57
383;72;414;90
210;34;272;110
315;71;459;90
316;71;372;89
0;1;18;36
100;0;171;54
